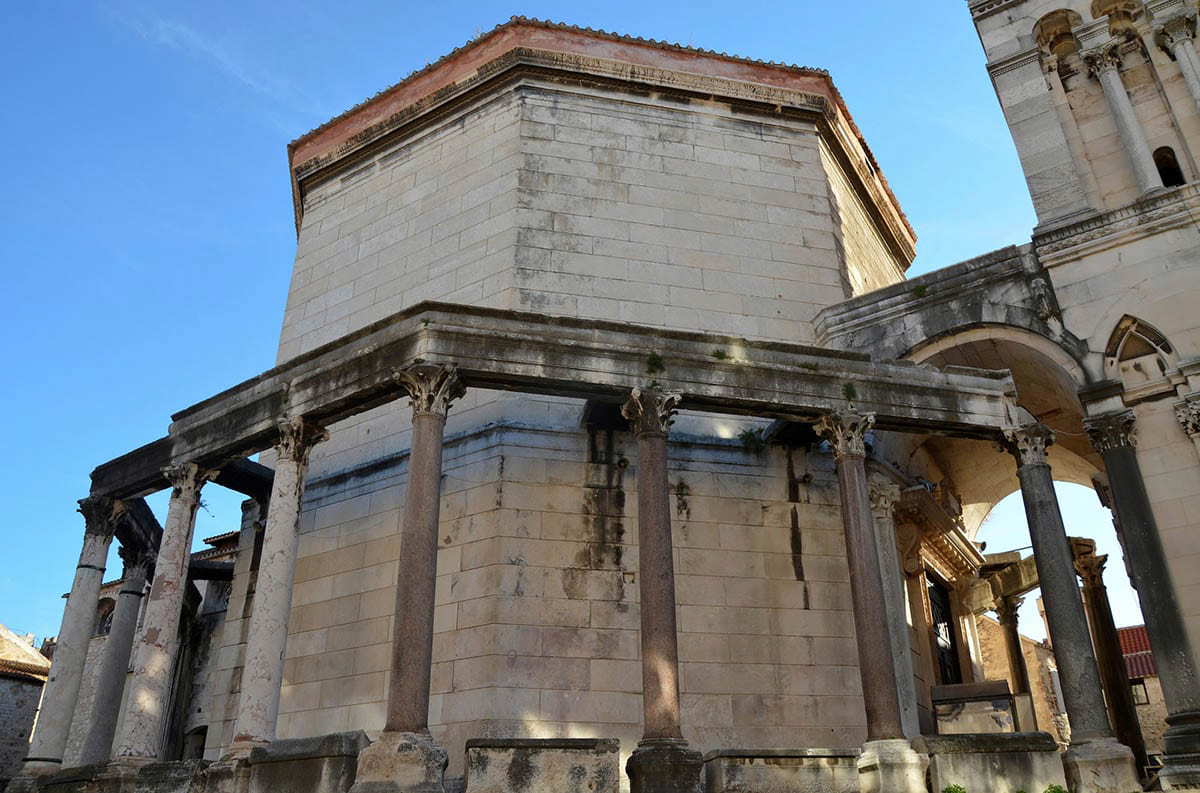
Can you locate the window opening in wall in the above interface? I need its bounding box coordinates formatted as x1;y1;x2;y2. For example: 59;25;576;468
927;575;963;685
94;598;115;636
1154;147;1186;187
1131;678;1150;705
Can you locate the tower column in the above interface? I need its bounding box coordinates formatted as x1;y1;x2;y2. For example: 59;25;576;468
815;410;927;793
1004;423;1140;792
78;546;152;766
1086;410;1200;789
113;463;213;763
350;363;464;793
1072;539;1149;776
22;497;118;774
622;386;703;793
1153;9;1200;115
226;417;327;757
1083;44;1162;195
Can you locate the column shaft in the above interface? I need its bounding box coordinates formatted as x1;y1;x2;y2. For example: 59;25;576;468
78;549;150;765
995;596;1032;696
623;388;684;741
1087;47;1162;194
817;412;905;742
1087;411;1200;777
24;497;117;772
386;365;463;733
1157;15;1200;113
869;480;919;738
228;418;326;754
113;464;210;761
1007;424;1113;742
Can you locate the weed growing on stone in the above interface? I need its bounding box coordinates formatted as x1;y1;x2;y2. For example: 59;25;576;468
913;284;928;298
942;785;967;793
711;348;728;360
738;427;767;455
842;382;858;402
646;352;665;374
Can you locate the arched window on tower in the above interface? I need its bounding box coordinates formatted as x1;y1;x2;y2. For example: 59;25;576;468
1034;10;1084;82
94;597;115;637
1154;147;1186;187
1105;316;1176;398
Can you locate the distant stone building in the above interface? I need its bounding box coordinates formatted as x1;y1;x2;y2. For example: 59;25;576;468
10;4;1200;793
977;613;1067;744
0;624;50;788
1121;624;1168;770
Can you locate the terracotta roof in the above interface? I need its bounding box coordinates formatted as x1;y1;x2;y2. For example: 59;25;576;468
1118;625;1157;679
0;623;51;682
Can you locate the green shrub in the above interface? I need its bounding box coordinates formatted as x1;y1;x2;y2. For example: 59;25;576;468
942;785;967;793
1044;786;1068;793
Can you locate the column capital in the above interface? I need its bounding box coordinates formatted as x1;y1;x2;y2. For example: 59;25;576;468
1074;549;1109;588
815;410;875;459
994;595;1025;626
274;416;328;465
1174;395;1200;438
1084;410;1137;453
621;386;681;437
117;544;154;583
394;362;465;419
1083;43;1123;77
868;478;902;518
1002;422;1056;466
1156;12;1197;51
77;496;117;539
161;462;215;500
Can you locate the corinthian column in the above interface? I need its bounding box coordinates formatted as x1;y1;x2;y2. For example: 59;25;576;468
621;387;703;793
1083;44;1162;195
1004;423;1140;792
1155;11;1200;114
78;546;152;765
868;478;919;739
22;496;118;774
227;417;327;757
815;411;926;793
1176;395;1200;461
1072;540;1148;776
351;363;463;793
113;463;212;763
1086;410;1200;789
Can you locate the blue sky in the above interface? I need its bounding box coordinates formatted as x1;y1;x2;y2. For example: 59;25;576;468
0;2;1138;643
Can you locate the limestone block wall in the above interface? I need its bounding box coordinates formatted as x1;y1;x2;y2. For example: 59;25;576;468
244;418;866;779
0;676;44;785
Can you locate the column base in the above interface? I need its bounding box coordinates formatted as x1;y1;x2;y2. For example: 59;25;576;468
856;738;928;793
626;739;703;793
1162;714;1200;790
1063;737;1141;793
347;731;447;793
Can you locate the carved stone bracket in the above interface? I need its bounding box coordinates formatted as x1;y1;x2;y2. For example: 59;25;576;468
1175;395;1200;438
1084;410;1137;453
621;387;682;437
814;410;875;459
394;362;466;418
78;495;118;539
274;416;329;465
1002;423;1056;466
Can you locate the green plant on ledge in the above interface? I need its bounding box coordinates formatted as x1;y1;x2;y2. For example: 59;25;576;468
1044;786;1068;793
942;785;967;793
646;352;665;374
738;427;767;455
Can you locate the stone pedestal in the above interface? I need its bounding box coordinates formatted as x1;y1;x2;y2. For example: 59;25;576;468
926;732;1067;793
348;732;447;793
703;749;858;793
626;740;703;793
1063;738;1142;793
464;739;619;793
855;739;927;793
247;731;367;793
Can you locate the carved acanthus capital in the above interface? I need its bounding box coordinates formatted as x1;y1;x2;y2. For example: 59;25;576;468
118;544;154;582
814;410;875;459
1174;395;1200;438
1083;43;1124;77
394;362;466;418
162;462;215;503
994;595;1025;626
1156;12;1197;52
275;416;329;465
1074;549;1109;588
1002;423;1056;466
868;478;902;518
78;495;117;539
1084;410;1137;454
621;387;682;437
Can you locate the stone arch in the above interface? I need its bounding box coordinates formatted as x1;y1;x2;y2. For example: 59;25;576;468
1104;315;1179;399
1034;9;1083;59
903;324;1100;536
1090;0;1142;36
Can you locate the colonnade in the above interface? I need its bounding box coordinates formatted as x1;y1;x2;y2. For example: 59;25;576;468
21;363;1200;792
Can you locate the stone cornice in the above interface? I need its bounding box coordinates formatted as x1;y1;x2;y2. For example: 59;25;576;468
987;48;1043;79
1033;183;1200;262
969;0;1026;21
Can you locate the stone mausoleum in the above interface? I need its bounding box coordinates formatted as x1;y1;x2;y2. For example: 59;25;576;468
9;2;1200;792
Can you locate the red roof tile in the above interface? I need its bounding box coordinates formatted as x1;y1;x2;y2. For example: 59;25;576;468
1118;626;1157;678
